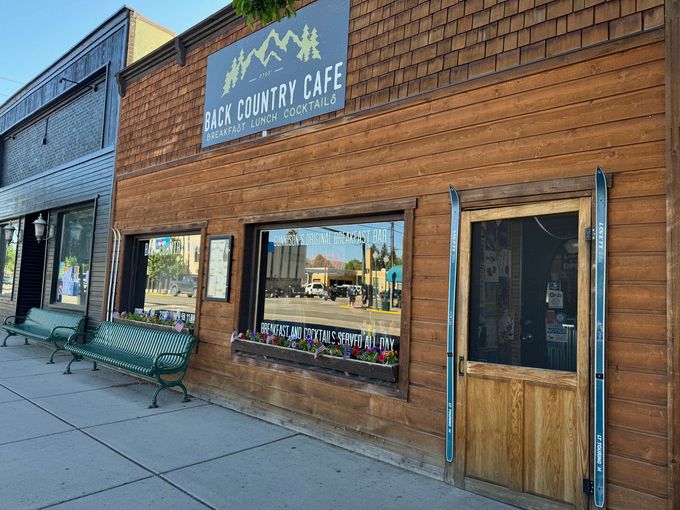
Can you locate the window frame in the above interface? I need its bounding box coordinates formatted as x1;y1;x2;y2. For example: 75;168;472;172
49;204;96;311
237;198;415;398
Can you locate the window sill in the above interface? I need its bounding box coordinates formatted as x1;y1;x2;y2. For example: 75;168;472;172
47;303;86;313
233;338;399;382
231;342;407;400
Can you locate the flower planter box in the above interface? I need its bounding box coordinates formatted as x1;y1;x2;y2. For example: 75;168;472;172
232;339;399;382
112;318;192;334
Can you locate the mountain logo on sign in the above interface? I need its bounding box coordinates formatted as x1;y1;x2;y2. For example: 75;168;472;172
222;25;321;96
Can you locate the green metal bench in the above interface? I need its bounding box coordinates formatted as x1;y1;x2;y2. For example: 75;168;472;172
64;321;196;408
1;308;85;364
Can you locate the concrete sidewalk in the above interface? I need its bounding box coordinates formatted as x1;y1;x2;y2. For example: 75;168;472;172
0;341;515;510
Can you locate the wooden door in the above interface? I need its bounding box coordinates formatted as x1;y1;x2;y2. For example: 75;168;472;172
454;199;590;510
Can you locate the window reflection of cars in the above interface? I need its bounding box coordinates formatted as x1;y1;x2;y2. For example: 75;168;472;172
331;285;349;297
265;284;305;298
169;275;198;297
304;282;325;297
267;288;283;298
285;285;305;298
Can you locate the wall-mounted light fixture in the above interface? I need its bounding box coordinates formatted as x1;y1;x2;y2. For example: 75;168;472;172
3;222;20;245
33;214;55;243
58;77;97;92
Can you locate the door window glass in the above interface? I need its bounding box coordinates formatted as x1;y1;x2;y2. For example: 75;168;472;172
468;212;579;371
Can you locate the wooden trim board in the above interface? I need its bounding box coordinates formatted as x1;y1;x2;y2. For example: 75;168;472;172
238;198;417;225
666;0;680;507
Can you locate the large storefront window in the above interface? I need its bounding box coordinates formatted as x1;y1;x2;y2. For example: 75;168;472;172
255;218;404;356
126;233;201;324
53;208;94;307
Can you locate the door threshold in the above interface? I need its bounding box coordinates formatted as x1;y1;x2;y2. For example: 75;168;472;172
465;477;575;510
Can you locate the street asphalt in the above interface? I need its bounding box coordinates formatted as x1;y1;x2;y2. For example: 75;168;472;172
0;340;517;510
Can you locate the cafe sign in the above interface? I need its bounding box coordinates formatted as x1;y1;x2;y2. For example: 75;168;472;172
202;0;350;147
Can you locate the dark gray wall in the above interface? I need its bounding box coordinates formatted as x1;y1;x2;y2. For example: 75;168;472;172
0;148;114;332
0;18;127;147
1;79;107;186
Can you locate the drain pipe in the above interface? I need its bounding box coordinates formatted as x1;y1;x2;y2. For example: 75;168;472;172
111;227;121;319
106;227;121;321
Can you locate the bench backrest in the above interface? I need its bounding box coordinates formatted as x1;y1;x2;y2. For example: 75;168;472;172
25;308;85;334
91;321;195;360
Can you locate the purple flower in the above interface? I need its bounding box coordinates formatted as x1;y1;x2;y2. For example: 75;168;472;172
306;337;314;347
291;341;297;348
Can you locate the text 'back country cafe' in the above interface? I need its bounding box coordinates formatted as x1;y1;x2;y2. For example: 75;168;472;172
202;1;348;146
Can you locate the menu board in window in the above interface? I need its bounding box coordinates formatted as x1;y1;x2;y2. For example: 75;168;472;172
205;236;232;301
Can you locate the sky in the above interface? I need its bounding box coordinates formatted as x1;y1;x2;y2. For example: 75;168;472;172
0;0;229;101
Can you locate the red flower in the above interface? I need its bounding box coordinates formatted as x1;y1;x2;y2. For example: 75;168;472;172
273;337;279;345
352;346;360;358
378;352;385;363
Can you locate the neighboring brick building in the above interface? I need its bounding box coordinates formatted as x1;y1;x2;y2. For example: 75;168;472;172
111;1;678;509
0;8;173;332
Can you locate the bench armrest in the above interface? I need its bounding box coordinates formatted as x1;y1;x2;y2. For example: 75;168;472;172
51;326;79;345
153;352;189;371
51;325;76;335
3;315;25;325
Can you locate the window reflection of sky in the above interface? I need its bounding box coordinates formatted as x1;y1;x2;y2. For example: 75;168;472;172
266;222;404;264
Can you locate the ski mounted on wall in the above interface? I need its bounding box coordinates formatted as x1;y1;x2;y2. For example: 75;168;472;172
594;167;608;508
446;185;460;463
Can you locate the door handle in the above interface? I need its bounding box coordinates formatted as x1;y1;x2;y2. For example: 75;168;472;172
458;356;465;376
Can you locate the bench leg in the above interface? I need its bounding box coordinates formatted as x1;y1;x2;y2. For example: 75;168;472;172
92;361;98;371
149;386;163;409
47;344;63;364
64;355;79;375
179;382;190;403
1;332;12;347
24;337;29;345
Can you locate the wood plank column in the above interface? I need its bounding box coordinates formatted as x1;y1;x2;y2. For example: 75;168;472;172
666;0;680;508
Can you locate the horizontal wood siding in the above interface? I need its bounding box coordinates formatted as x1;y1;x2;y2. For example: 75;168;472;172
0;149;114;333
116;0;664;175
114;36;667;507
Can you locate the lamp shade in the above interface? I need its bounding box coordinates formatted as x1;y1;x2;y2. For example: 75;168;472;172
3;223;16;244
33;214;47;241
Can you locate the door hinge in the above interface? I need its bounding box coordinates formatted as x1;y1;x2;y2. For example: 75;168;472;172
584;227;594;241
583;478;594;494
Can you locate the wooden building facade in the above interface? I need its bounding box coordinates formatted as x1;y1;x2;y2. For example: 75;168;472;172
112;1;679;508
0;9;173;332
